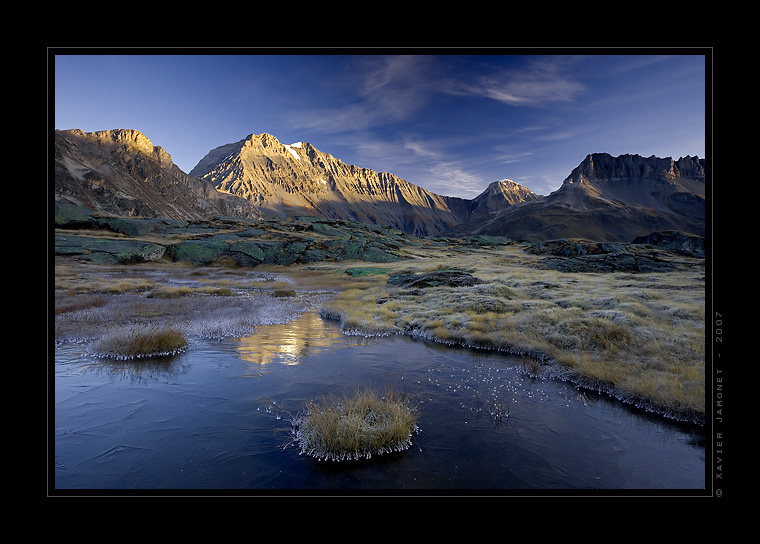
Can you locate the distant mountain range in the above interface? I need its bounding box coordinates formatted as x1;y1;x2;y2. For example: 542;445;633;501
53;128;705;243
448;152;705;242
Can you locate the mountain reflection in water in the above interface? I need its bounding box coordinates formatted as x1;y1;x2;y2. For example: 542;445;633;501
235;311;352;367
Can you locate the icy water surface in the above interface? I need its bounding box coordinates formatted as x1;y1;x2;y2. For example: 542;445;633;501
53;311;706;493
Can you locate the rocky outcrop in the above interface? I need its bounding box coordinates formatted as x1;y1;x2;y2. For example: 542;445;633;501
54;201;406;266
54;201;702;274
564;153;704;185
387;270;483;289
631;230;705;257
54;129;264;221
55;233;168;265
526;239;673;273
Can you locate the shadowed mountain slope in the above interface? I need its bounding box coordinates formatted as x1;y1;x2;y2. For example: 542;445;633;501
54;129;264;221
448;153;705;242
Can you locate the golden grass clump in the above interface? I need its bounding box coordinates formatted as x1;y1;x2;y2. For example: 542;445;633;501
147;286;193;298
94;326;189;359
54;293;108;315
294;388;419;461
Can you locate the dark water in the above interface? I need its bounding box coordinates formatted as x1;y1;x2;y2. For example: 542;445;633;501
53;311;705;494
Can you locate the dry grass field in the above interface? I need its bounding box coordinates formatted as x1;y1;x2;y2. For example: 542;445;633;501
53;236;706;423
311;241;706;423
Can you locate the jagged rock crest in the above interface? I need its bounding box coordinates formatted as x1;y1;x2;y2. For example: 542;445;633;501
53;130;705;243
462;153;705;242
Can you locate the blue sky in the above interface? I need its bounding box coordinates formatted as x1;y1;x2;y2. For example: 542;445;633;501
53;50;708;199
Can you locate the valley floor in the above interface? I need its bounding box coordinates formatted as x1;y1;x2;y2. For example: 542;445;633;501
53;236;706;424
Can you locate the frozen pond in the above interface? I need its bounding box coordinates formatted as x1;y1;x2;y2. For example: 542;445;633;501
53;311;705;494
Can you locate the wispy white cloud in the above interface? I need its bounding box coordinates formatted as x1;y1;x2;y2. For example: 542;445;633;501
289;103;377;134
402;137;443;159
289;55;439;135
284;54;702;198
337;133;489;197
358;55;435;104
400;136;494;197
424;162;486;198
497;151;534;165
291;55;587;138
445;56;586;107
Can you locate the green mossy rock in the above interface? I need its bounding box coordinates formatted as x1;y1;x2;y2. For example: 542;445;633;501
229;240;266;265
54;234;167;264
173;239;229;265
54;202;97;228
345;267;389;277
53;206;416;268
362;242;400;263
387;270;482;289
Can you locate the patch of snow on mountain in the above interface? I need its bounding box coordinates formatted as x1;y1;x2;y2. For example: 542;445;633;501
284;143;301;161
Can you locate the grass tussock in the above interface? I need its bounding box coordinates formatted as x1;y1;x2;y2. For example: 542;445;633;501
147;286;193;298
54;293;107;315
293;388;419;461
94;326;189;359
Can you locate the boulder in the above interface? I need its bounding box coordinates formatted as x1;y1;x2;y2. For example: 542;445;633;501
631;230;705;257
172;239;229;265
361;241;401;263
54;233;166;264
54;201;98;228
387;270;483;289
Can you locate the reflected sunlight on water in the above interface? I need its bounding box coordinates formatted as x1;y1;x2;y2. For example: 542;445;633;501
235;312;348;367
54;310;707;491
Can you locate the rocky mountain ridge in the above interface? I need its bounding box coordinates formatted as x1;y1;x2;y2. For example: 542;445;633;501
190;132;524;236
53;128;705;243
54;129;264;221
449;153;705;242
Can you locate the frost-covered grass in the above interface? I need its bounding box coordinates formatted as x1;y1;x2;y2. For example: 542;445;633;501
315;244;706;423
53;260;334;349
53;242;706;423
94;325;188;359
54;293;107;315
292;388;419;461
